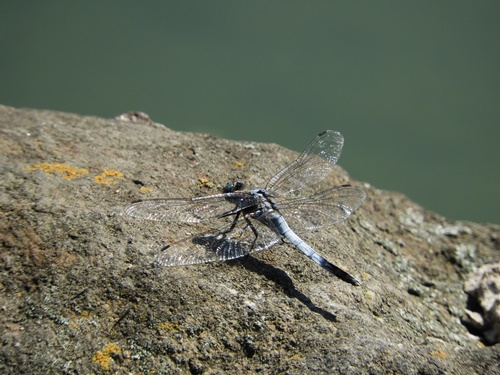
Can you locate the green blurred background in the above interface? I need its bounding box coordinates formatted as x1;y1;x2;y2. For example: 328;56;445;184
1;1;499;224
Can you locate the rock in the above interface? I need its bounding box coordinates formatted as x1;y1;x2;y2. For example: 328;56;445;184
464;263;500;345
0;104;499;374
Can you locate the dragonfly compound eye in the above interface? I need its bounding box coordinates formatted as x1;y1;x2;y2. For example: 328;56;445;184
223;181;245;193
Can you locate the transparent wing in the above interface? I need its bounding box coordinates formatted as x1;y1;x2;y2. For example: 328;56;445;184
157;216;282;266
123;193;253;223
266;130;344;196
277;185;366;232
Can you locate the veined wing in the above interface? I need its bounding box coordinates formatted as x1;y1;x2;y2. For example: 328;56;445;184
157;216;282;266
266;130;344;196
276;185;366;231
123;192;255;223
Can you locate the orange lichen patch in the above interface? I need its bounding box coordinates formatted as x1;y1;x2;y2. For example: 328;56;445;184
92;343;121;371
429;349;447;359
94;169;124;186
198;178;215;188
234;161;244;168
140;186;152;193
25;163;89;180
157;322;178;333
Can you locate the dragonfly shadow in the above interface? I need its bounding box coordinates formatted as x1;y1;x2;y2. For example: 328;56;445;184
230;257;338;323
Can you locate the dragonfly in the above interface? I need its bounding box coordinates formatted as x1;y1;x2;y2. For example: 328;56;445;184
123;130;366;285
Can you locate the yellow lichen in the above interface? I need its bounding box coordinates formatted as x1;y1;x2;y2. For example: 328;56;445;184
157;322;178;333
94;169;124;186
234;161;244;168
25;163;89;180
92;343;121;371
429;349;447;359
140;186;152;193
198;178;215;188
104;343;121;355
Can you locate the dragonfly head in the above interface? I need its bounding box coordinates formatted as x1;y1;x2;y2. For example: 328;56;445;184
223;180;245;193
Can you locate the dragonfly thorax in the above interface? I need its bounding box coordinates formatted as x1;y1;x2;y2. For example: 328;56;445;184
247;189;279;220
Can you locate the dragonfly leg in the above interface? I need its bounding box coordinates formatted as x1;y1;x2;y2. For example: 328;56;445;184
243;214;260;250
218;211;241;235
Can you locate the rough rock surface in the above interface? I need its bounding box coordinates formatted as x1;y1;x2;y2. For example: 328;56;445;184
1;105;499;374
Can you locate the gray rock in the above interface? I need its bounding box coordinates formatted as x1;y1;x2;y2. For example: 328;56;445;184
1;104;499;374
464;263;500;345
